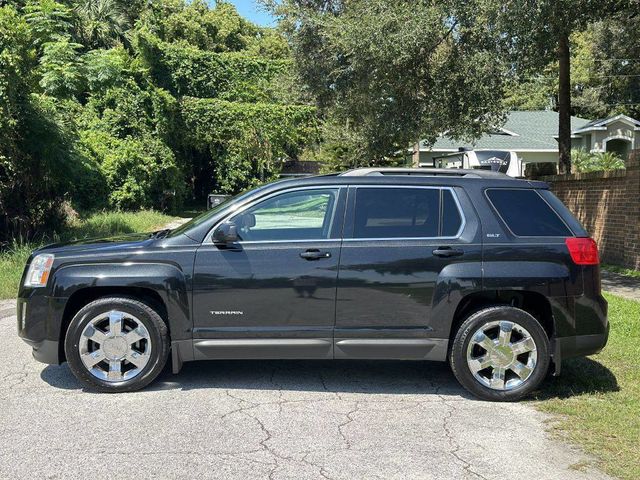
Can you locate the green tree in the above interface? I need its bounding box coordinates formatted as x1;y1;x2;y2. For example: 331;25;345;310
0;6;80;241
498;0;633;173
0;0;319;242
38;36;84;97
72;0;130;49
267;0;507;165
23;0;72;46
583;15;640;118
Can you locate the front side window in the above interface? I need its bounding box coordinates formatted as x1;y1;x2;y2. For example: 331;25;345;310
230;189;338;241
486;188;572;237
352;187;463;239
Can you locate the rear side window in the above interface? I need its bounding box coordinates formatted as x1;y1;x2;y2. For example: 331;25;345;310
442;190;463;236
486;189;572;237
352;187;463;239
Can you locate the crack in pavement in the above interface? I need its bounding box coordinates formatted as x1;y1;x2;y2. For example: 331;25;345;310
431;379;488;480
337;401;361;451
223;383;330;480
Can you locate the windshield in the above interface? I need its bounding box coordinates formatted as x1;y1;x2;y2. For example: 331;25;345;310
168;188;258;238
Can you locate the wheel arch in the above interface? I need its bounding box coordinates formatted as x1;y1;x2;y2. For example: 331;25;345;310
53;262;191;363
449;290;555;344
59;287;170;363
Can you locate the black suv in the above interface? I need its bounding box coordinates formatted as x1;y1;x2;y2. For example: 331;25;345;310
17;168;608;401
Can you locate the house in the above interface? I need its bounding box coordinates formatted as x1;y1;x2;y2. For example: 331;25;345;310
572;114;640;158
410;111;640;171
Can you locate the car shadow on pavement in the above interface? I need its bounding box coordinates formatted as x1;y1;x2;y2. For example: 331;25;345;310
41;359;470;397
40;356;618;399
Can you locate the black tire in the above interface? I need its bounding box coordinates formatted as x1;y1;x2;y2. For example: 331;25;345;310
64;296;169;393
449;306;550;401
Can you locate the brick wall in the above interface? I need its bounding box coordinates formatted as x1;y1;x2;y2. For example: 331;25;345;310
535;150;640;269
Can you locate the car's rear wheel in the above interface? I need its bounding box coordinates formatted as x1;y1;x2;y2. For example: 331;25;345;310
64;297;169;392
449;306;550;401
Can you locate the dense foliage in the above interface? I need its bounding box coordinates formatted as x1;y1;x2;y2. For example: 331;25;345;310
504;15;640;120
269;0;508;170
270;0;637;173
0;0;315;244
2;0;638;244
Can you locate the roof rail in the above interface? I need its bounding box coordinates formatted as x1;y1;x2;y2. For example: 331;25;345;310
339;167;511;179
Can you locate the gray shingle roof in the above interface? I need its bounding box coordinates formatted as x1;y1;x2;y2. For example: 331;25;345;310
420;110;591;151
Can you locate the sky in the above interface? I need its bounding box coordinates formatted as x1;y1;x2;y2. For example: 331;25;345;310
215;0;277;27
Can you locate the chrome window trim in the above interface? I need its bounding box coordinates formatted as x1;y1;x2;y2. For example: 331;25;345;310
348;185;466;240
203;184;467;245
204;185;344;245
484;187;575;239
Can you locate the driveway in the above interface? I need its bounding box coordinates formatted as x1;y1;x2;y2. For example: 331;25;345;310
0;305;609;480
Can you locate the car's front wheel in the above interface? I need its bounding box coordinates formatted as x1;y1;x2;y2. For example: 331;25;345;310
449;306;550;401
64;296;169;392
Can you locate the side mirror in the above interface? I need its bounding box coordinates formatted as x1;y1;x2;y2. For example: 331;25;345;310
212;222;238;246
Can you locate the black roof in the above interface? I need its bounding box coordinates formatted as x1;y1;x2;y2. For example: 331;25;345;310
263;168;547;189
339;167;508;178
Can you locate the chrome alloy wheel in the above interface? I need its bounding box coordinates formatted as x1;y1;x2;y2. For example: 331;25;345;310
466;320;538;391
78;310;152;382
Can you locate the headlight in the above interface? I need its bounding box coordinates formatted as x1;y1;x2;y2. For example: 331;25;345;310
24;254;54;288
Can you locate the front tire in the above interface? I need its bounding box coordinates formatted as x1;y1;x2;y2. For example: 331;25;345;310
449;306;550;401
64;297;169;393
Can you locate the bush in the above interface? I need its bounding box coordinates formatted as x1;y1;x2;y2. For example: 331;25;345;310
100;135;184;211
572;150;625;173
525;162;557;177
180;97;318;193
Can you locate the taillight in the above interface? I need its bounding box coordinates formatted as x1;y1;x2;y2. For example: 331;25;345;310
565;237;599;265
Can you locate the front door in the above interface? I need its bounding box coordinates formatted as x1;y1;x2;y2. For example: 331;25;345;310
192;187;345;359
334;185;480;360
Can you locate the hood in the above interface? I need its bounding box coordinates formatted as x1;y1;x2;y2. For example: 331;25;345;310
35;232;158;256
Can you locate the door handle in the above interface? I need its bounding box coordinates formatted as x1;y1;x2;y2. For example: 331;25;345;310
432;246;464;258
300;249;331;260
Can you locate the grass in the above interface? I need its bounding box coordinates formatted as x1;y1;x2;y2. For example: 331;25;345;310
602;263;640;279
534;293;640;480
0;210;178;299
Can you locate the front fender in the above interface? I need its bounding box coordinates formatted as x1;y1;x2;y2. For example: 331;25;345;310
51;262;191;342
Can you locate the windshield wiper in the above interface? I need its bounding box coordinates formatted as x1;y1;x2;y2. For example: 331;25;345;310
149;228;172;239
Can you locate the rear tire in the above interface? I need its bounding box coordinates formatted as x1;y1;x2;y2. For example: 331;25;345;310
449;306;550;401
64;296;169;393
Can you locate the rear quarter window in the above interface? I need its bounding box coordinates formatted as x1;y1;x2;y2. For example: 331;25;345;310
485;188;572;237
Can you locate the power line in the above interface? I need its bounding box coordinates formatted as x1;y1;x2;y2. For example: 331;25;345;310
592;58;640;62
593;74;640;78
602;102;640;106
510;73;640;82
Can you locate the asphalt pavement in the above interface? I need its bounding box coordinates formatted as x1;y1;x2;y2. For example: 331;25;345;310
0;305;609;480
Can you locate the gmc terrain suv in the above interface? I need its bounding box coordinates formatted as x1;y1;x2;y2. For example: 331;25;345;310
17;168;608;401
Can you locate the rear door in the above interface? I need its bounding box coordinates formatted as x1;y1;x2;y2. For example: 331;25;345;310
334;185;482;360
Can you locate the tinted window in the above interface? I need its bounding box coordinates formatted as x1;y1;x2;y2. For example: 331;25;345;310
486;189;572;236
442;190;463;236
353;188;461;239
231;189;338;241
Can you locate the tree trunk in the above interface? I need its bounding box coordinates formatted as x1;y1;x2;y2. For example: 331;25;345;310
557;31;571;174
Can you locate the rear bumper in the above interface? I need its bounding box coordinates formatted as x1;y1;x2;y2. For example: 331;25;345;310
555;325;610;360
550;292;608;374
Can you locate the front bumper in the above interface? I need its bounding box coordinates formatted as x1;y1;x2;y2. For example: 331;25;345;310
17;294;67;365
